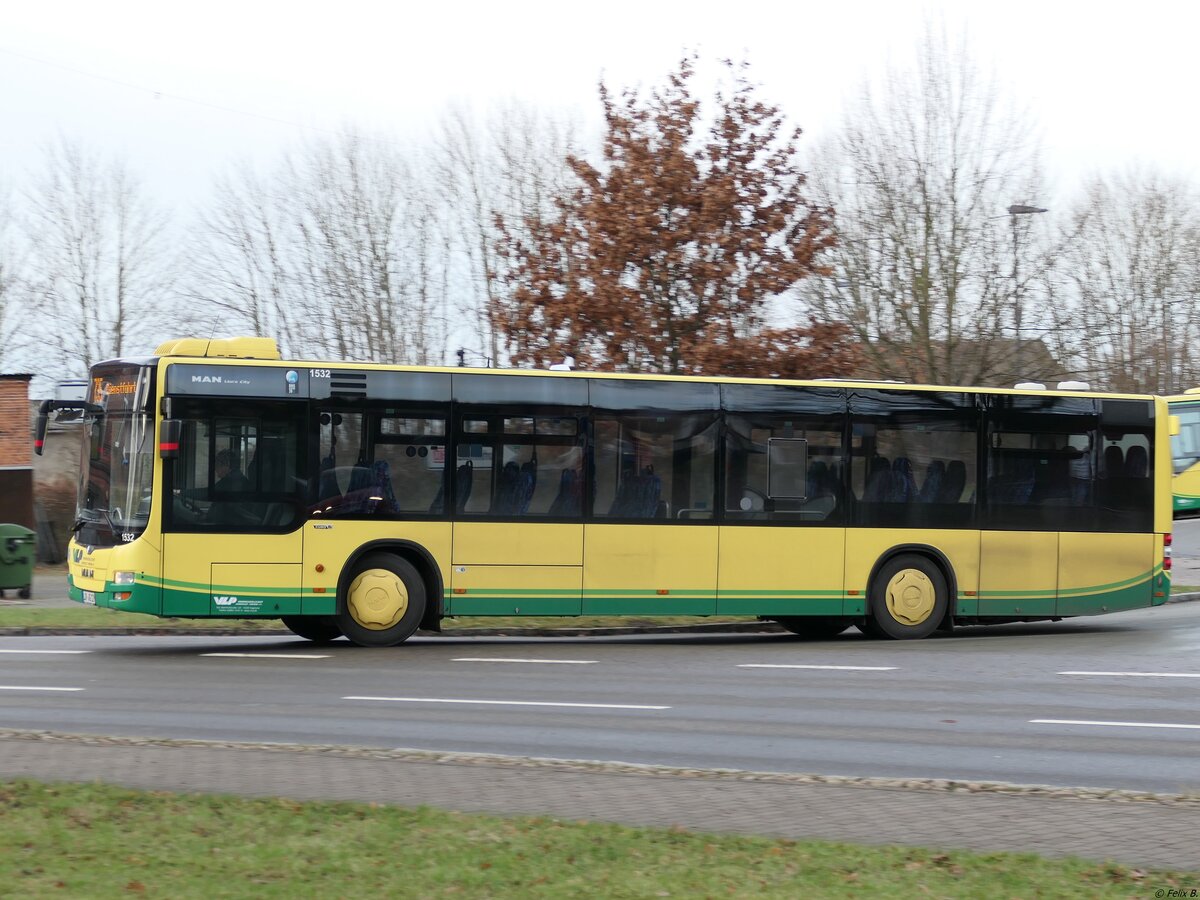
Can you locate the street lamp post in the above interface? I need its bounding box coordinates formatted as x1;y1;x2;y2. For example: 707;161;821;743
1008;204;1048;379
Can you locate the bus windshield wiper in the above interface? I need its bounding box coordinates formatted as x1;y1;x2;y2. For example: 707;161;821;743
73;508;115;535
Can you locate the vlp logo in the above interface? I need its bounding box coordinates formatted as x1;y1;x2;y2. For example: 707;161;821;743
213;595;240;607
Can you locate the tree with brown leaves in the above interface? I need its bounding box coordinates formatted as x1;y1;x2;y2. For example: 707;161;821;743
495;57;856;378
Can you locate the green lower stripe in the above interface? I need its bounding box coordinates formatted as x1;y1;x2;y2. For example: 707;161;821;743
132;565;1163;607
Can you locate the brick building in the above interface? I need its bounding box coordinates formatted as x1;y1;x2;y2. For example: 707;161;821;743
0;375;34;529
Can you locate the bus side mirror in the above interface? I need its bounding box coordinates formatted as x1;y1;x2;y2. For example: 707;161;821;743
34;400;51;456
160;419;183;459
1170;415;1181;437
34;398;103;456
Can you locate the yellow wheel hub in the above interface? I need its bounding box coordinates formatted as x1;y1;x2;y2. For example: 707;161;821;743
346;568;409;630
884;568;935;626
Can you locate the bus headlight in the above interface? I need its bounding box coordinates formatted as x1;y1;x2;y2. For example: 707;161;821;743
113;571;136;585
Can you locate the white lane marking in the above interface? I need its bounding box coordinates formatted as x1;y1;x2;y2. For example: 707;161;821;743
738;664;897;671
452;657;597;665
0;649;91;654
202;653;331;659
1058;671;1200;678
344;696;669;710
1031;719;1200;731
0;685;84;692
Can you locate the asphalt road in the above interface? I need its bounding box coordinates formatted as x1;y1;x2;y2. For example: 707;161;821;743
2;600;1200;795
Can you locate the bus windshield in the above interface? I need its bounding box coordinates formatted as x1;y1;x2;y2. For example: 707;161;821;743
75;364;156;547
1172;403;1200;473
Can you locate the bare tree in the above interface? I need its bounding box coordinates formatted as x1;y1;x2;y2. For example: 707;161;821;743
1055;168;1200;393
187;165;299;349
805;29;1049;386
0;184;23;369
190;130;450;364
434;101;580;366
23;137;175;376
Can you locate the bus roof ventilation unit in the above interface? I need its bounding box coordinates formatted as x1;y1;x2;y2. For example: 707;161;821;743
1013;381;1047;390
1056;381;1091;391
154;337;281;360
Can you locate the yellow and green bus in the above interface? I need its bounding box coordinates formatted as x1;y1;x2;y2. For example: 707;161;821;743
36;337;1172;646
1167;390;1200;516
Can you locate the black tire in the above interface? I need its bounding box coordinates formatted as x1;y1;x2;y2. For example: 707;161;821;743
773;616;852;639
335;553;426;647
281;615;342;643
17;586;31;600
867;553;949;640
855;617;888;639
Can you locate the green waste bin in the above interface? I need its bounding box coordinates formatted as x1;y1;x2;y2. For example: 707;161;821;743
0;524;36;600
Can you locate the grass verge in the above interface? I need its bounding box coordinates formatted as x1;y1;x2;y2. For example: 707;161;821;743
0;779;1189;898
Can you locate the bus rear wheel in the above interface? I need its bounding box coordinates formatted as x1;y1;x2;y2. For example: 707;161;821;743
773;616;851;639
336;553;426;647
867;554;948;640
281;615;342;643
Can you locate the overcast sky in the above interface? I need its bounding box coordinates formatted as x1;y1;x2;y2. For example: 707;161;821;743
2;0;1196;211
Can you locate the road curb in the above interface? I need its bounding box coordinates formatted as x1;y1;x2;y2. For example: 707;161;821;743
2;727;1198;806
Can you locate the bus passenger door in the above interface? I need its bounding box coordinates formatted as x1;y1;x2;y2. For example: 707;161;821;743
448;409;586;616
161;407;306;618
583;409;720;616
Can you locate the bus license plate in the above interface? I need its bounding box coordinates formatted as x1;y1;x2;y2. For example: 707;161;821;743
82;591;96;605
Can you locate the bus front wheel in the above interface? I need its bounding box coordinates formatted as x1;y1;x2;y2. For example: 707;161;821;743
867;554;948;640
336;553;427;648
281;615;342;643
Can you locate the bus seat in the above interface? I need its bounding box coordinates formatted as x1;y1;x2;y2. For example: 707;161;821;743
806;460;828;498
918;460;945;502
371;459;398;513
517;459;538;513
548;468;581;516
1103;445;1125;476
990;458;1035;504
1033;456;1070;504
863;456;891;501
938;460;966;503
348;463;374;493
431;460;474;514
1124;445;1148;478
493;461;523;515
609;470;662;518
890;458;917;502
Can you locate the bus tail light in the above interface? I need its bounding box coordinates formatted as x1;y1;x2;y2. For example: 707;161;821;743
1164;533;1172;571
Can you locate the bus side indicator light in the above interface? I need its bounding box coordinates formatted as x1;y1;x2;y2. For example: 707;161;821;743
964;591;977;596
312;588;326;594
315;564;325;573
453;588;467;594
656;589;669;595
847;590;859;596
